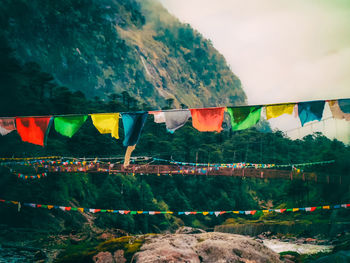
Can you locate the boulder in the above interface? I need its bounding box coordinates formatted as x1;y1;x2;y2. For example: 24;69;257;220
93;252;114;263
175;226;206;234
134;232;282;263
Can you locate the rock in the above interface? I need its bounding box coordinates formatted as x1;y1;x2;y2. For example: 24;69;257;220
98;232;116;241
93;251;114;263
113;250;126;263
281;254;295;260
134;232;282;263
175;226;206;234
306;238;317;243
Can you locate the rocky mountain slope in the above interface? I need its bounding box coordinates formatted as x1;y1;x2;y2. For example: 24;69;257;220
0;0;246;108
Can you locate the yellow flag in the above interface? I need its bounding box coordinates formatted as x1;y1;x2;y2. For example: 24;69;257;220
91;113;119;139
292;208;299;212
266;104;295;120
322;206;330;210
202;212;209;215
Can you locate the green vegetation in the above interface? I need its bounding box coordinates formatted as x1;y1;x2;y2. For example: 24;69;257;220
0;0;245;107
0;34;349;238
56;236;145;263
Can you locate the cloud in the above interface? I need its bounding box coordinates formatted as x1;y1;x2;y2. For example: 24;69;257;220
160;0;350;104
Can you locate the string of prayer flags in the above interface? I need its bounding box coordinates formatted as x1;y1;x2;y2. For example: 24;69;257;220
328;100;350;121
121;112;148;146
298;101;325;126
0;117;16;136
227;106;262;131
91;113;119;139
0;198;349;216
265;104;295;120
190;107;225;132
16;117;52;146
54;115;88;138
164;110;191;133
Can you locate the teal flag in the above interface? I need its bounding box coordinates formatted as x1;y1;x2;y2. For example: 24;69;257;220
227;106;262;131
122;112;148;146
54;115;88;138
298;101;325;126
338;99;350;114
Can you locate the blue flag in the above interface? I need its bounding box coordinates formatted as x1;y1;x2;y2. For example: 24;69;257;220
122;112;148;146
298;101;325;126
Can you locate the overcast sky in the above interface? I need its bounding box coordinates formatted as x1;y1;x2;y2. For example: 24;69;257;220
159;0;350;143
160;0;350;105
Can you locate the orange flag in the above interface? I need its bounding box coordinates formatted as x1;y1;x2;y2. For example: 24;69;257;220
190;107;226;132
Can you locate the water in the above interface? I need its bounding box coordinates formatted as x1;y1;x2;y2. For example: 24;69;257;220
263;239;333;254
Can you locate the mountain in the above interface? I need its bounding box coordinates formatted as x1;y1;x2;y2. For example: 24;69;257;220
0;0;246;108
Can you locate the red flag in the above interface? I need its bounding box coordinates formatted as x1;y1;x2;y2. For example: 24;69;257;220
310;207;317;212
65;207;71;211
190;107;225;132
16;117;52;146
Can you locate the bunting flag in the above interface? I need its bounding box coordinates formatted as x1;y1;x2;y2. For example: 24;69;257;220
121;112;148;146
54;115;88;138
328;100;350;121
153;158;334;169
227;106;262;131
91;113;119;139
149;111;166;123
190;107;226;132
164;110;191;133
0;198;348;216
16;117;52;146
0;117;16;136
265;104;295;120
298;101;325;126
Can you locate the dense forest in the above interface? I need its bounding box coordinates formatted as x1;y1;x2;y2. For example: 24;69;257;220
0;35;349;239
0;0;245;108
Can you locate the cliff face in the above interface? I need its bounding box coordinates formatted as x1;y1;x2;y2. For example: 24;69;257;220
0;0;246;108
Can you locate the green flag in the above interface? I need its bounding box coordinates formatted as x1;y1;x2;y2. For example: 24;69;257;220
227;106;262;131
54;115;88;138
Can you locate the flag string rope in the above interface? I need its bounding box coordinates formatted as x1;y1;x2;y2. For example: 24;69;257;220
0;98;349;118
0;198;349;216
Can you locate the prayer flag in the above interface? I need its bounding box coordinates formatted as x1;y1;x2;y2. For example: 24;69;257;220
149;111;166;123
265;104;295;120
54;115;88;138
338;99;350;113
16;117;52;146
190;107;225;132
328;100;350;121
164;110;191;133
91;113;119;139
0;117;16;136
298;101;325;126
227;106;262;131
121;112;148;146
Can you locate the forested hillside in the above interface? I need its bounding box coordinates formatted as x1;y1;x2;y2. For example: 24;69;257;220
0;36;349;238
0;0;245;108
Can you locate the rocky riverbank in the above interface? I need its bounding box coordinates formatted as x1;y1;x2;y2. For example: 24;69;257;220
1;226;349;262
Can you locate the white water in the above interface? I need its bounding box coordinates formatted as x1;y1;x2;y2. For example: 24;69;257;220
263;239;333;254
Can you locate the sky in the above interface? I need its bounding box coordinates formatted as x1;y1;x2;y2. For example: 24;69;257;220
159;0;350;143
